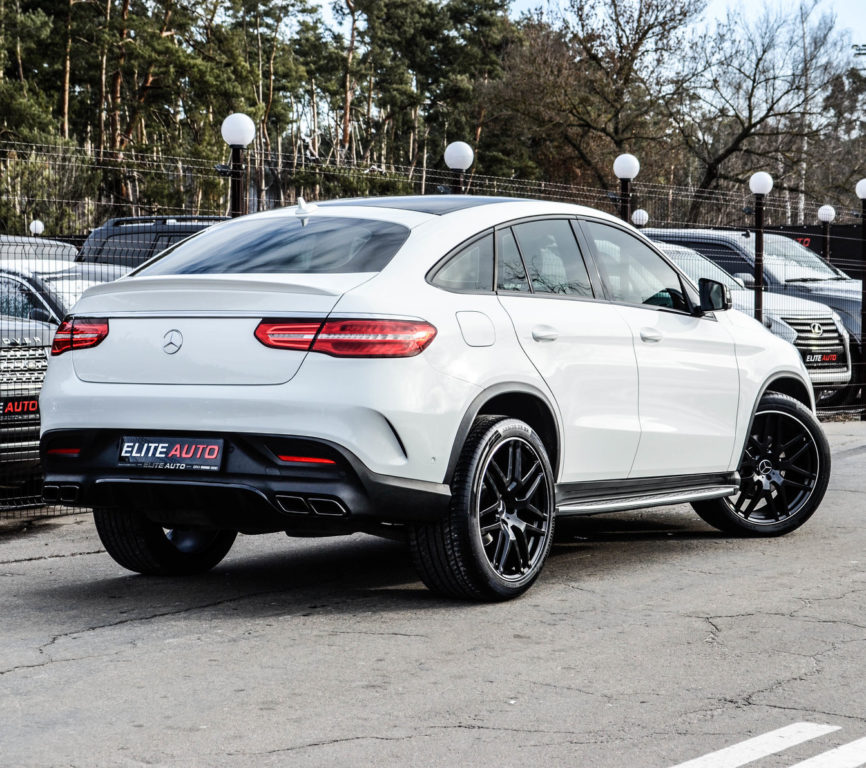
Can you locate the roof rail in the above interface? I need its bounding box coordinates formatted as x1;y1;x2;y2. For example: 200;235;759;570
102;216;227;227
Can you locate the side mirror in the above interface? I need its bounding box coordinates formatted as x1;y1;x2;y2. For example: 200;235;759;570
699;278;732;312
29;307;54;324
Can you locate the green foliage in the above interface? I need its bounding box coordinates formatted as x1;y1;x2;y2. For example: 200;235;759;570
0;0;859;228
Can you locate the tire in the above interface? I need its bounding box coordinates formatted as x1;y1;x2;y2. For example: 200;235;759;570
93;508;237;575
692;392;831;536
408;416;556;601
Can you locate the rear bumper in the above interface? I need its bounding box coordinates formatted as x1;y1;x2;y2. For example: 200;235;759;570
41;429;451;533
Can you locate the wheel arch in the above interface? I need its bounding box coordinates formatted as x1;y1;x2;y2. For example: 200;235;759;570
729;373;815;471
760;373;814;412
445;384;561;484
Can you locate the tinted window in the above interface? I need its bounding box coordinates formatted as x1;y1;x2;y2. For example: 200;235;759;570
138;217;410;276
496;229;530;292
660;245;742;290
681;241;752;277
583;222;688;311
97;231;156;266
512;220;592;297
0;277;42;320
432;234;493;292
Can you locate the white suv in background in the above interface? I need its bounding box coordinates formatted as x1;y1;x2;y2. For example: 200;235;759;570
40;197;831;600
655;242;851;399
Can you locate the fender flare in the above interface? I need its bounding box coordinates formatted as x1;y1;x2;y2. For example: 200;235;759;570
444;382;563;485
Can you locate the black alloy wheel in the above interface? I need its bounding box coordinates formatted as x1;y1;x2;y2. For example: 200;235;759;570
476;435;552;581
409;416;555;600
693;392;830;536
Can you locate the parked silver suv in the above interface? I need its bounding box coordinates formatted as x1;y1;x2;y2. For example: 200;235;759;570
656;242;851;398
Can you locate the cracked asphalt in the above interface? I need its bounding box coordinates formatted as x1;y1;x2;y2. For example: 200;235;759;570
2;421;866;767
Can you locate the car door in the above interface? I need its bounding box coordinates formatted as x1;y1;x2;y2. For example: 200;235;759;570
579;220;740;478
495;218;640;482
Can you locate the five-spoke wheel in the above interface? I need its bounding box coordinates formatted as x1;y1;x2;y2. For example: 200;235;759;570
476;435;552;581
693;392;830;536
409;416;555;600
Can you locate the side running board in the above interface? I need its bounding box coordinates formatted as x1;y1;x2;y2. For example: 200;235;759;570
556;484;739;517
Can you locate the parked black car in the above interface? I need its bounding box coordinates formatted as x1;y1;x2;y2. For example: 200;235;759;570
77;215;226;268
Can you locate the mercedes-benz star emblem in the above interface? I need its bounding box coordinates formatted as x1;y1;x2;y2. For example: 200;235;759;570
810;322;824;337
758;459;773;476
162;329;183;355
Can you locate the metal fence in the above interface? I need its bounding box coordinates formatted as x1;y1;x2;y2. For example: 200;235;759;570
0;141;863;519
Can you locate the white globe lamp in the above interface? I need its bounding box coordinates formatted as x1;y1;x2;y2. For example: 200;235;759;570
221;113;256;147
631;209;649;227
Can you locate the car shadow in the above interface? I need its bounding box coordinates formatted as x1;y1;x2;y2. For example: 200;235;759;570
27;510;735;620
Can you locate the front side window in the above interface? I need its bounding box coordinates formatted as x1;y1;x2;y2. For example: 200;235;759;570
582;221;688;311
511;220;593;297
137;216;410;276
431;234;493;292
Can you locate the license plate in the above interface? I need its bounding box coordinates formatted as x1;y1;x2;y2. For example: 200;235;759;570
0;396;39;417
118;437;224;471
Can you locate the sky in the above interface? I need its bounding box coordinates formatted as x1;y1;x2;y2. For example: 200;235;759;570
510;0;866;46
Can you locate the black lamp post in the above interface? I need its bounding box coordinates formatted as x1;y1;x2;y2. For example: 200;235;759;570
817;205;835;264
444;141;474;194
221;113;256;218
613;154;640;222
749;172;773;324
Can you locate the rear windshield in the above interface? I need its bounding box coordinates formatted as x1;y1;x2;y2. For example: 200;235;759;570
136;216;410;276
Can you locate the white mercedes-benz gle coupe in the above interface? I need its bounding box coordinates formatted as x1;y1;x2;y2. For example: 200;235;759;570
40;196;831;600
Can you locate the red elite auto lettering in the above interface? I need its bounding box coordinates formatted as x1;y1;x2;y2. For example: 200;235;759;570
4;400;38;413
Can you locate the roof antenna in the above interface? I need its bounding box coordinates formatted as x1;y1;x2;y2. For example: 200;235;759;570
295;196;318;226
296;197;318;215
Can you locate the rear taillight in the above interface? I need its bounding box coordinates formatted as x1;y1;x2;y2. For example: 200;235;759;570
51;318;109;356
254;321;321;351
313;320;437;357
254;319;436;358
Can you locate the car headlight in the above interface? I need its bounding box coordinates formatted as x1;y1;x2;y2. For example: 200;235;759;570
763;314;797;344
830;310;849;340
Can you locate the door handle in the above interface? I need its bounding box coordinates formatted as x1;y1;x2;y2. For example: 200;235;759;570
531;326;559;342
640;327;663;343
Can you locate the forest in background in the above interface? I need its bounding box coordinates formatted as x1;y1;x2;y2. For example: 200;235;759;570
1;0;865;227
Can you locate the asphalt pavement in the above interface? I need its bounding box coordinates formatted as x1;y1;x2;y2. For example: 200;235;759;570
2;421;866;767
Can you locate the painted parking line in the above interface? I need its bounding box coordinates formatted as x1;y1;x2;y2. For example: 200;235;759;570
669;722;841;768
786;736;866;768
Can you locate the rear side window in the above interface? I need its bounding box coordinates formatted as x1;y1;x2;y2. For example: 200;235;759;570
431;234;493;291
97;232;157;266
137;217;410;276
